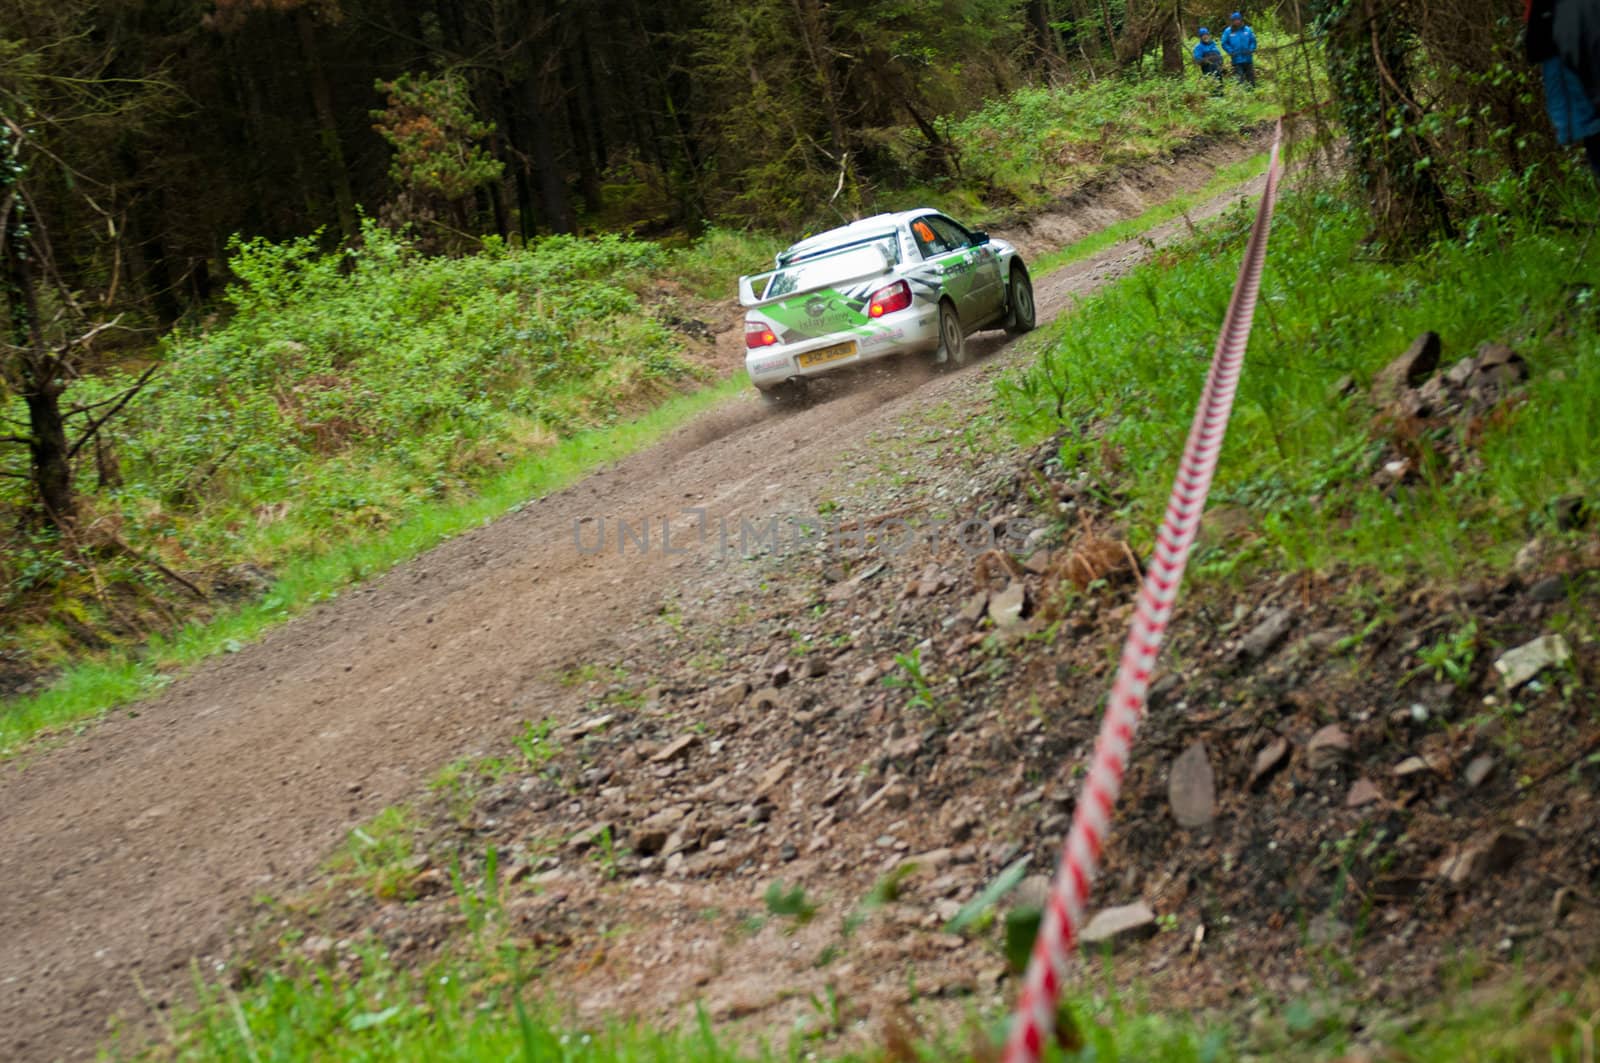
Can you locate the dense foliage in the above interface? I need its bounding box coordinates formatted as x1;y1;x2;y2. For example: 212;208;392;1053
134;225;690;536
0;223;709;686
1309;0;1551;249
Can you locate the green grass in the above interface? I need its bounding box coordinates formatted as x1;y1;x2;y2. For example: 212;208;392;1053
0;374;748;756
1001;166;1600;583
136;956;768;1062
1029;151;1273;278
1242;972;1600;1061
669;227;785;299
1375;979;1600;1061
939;73;1279;218
130;933;1224;1061
325;804;423;901
129;923;1600;1062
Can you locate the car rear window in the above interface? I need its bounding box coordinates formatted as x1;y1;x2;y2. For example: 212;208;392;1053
782;233;899;267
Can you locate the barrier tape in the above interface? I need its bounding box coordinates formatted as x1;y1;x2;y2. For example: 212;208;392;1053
1001;118;1286;1063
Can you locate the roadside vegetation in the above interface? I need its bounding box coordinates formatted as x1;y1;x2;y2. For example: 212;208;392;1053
1026;150;1272;275
935;73;1278;219
1002;160;1600;583
0;218;765;749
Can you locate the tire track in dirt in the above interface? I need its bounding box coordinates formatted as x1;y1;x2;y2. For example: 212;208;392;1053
0;137;1267;1061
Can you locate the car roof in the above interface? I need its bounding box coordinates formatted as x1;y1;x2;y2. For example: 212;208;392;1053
782;209;943;258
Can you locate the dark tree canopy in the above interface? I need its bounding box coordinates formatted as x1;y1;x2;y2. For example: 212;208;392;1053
0;0;1155;328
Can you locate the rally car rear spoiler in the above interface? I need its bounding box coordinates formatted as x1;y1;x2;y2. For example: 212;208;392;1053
738;244;893;308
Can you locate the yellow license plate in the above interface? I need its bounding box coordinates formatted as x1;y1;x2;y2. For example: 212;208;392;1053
796;341;857;368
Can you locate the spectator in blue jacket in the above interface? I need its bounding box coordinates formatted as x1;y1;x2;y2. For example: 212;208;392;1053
1526;0;1600;182
1221;12;1258;87
1193;27;1225;87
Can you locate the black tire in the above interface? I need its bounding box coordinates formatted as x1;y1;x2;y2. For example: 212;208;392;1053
1005;266;1036;335
934;299;966;368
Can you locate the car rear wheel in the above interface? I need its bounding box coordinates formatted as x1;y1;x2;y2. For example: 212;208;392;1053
1005;266;1036;334
934;300;966;367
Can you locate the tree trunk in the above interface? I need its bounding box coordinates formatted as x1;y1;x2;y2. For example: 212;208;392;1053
116;144;182;324
134;194;182;325
294;8;358;241
1116;0;1150;66
522;79;576;234
562;49;604;217
788;0;851;159
1159;3;1184;74
24;382;75;526
1097;0;1118;53
4;242;75;528
1320;0;1452;248
1026;0;1062;65
577;19;610;173
95;435;123;492
618;0;707;222
495;85;537;240
863;55;955;177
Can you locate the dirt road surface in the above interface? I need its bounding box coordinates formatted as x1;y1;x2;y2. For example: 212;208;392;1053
0;139;1266;1061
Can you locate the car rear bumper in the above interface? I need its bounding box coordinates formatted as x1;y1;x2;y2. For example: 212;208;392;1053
745;306;940;388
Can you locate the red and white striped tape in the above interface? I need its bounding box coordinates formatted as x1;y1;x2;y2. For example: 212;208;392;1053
1002;119;1286;1063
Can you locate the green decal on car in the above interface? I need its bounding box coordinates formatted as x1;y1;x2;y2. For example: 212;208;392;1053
760;288;870;341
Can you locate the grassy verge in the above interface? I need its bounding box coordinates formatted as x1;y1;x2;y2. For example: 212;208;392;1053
915;73;1280;225
1001;166;1600;583
136;955;764;1062
0;374;748;755
670;227;786;299
1029;150;1273;278
136;912;1597;1062
130;902;1226;1062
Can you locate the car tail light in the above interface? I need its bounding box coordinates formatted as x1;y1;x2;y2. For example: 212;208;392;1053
745;320;778;348
868;280;912;318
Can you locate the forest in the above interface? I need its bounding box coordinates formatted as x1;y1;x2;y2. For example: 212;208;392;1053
5;0;1201;316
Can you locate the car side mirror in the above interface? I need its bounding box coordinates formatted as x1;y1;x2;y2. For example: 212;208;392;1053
969;230;991;246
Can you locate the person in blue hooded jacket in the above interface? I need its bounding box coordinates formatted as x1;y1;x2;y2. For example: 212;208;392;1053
1526;0;1600;182
1220;11;1257;87
1193;27;1225;87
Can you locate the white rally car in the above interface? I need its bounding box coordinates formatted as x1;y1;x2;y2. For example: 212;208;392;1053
739;209;1035;402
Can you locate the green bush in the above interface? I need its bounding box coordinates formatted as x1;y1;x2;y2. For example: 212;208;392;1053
110;222;697;564
669;227;785;299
